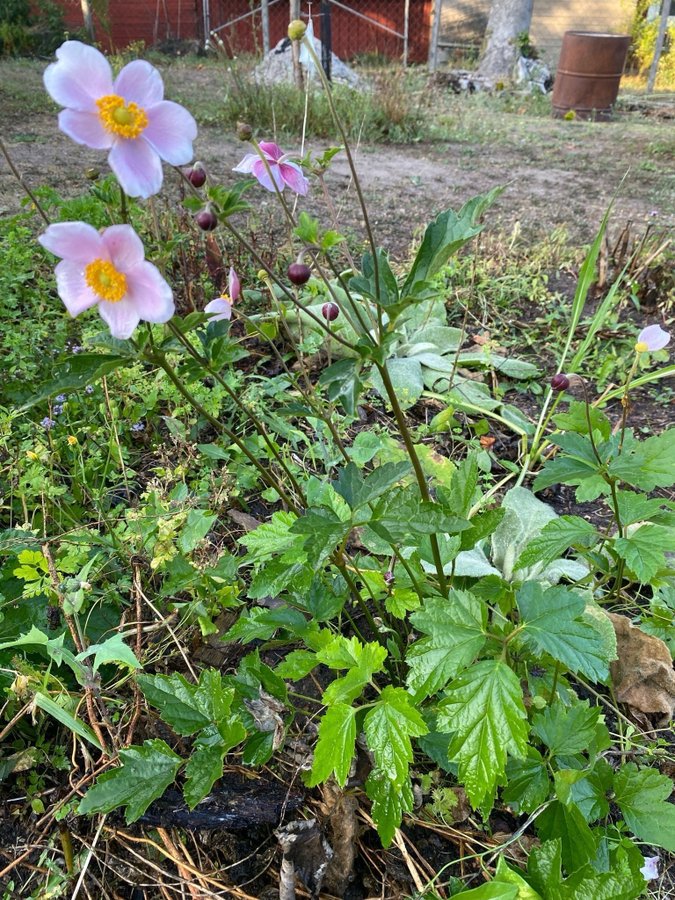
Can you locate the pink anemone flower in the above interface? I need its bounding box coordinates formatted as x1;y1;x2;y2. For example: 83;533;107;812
233;141;309;195
38;222;174;339
635;324;671;353
43;41;197;199
204;267;241;322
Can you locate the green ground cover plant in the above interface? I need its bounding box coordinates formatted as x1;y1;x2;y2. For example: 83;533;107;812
0;26;674;900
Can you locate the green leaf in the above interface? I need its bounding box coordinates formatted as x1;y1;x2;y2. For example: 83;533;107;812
275;650;318;680
607;429;675;490
183;719;246;808
178;509;217;554
15;353;132;410
553;402;612;441
239;511;301;562
350;248;399;309
307;703;357;787
614;763;675;852
532;702;604;758
79;739;181;823
332;461;412;510
34;692;103;750
516;584;615;682
437;660;528;809
613;524;675;583
514;517;598;573
401;194;494;297
364;686;427;785
319;358;364;416
369;357;424;410
77;634;141;675
294;211;319;244
494;856;542;899
455;885;518;899
536;801;597;872
291;507;351;566
503;748;551;813
385;587;420;619
527;838;646;900
370;486;469;544
137;673;210;735
568;759;613;822
365;768;414;847
406;590;487;699
318;637;388;705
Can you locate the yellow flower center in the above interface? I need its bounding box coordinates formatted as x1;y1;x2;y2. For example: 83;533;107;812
97;94;148;140
635;341;649;353
85;259;127;303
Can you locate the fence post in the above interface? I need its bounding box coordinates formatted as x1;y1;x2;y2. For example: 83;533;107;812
428;0;442;72
290;0;304;88
261;0;270;54
321;0;332;81
647;0;671;92
403;0;410;66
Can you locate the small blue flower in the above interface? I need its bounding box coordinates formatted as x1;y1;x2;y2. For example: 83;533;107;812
131;422;145;432
85;385;94;394
55;394;66;403
41;417;56;430
53;404;64;415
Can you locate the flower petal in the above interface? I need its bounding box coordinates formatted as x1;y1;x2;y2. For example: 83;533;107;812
38;222;105;262
98;297;141;339
108;138;163;198
259;141;284;161
233;152;260;175
53;259;99;316
228;267;240;302
143;101;197;165
279;161;309;196
113;59;164;107
101;225;146;272
125;261;175;323
638;324;671;352
58;108;113;150
43;41;113;111
251;159;285;192
204;298;232;321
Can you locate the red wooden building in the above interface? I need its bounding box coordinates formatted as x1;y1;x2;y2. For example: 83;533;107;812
54;0;431;64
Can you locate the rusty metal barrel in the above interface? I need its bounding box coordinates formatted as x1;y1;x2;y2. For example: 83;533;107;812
552;31;631;120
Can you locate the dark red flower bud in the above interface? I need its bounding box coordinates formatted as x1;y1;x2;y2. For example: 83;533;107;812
550;373;570;392
195;209;218;231
322;302;340;322
384;570;395;586
186;162;206;188
288;263;311;286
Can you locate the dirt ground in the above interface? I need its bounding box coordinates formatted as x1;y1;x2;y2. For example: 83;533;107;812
1;60;674;260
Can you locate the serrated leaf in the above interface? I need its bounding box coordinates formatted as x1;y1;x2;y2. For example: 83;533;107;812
319;358;364;416
515;517;598;573
239;511;301;562
77;633;141;675
365;768;414;847
370;486;469;544
516;584;614;682
607;429;675;490
527;838;646;900
183;719;246;808
614;763;675;852
78;740;181;823
307;704;357;787
503;748;551;813
536;800;597;872
406;590;487;699
291;507;351;566
137;673;210;735
275;650;318;680
385;587;420;619
364;686;427;785
553;402;612;441
318;637;388;705
437;660;528;809
613;524;675;583
332;460;411;510
532;701;604;758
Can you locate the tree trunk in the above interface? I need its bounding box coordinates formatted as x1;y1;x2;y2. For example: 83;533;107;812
80;0;96;42
477;0;534;83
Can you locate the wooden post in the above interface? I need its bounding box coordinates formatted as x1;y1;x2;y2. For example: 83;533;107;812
647;0;671;93
80;0;96;42
290;0;304;88
403;0;410;67
428;0;442;72
321;0;332;82
261;0;270;54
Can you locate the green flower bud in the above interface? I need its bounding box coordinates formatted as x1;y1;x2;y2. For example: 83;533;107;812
288;19;306;41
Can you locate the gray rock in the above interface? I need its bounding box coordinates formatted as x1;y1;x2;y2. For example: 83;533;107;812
253;36;364;88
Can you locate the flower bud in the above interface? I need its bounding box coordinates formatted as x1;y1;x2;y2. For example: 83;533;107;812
195;208;218;231
186;161;206;188
550;373;570;392
236;121;253;141
384;570;395;586
288;262;311;286
288;19;307;41
322;302;340;322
